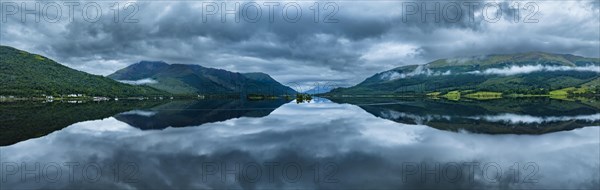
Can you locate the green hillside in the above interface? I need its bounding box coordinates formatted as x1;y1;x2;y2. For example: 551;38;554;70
328;52;600;96
0;46;168;97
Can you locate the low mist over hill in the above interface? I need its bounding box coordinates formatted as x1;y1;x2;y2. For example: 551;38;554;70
328;52;600;96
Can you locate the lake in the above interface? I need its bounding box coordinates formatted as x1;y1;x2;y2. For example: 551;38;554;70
1;97;599;189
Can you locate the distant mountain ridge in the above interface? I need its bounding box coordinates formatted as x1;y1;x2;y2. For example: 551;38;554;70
108;61;297;95
0;46;167;97
329;52;600;95
304;86;335;94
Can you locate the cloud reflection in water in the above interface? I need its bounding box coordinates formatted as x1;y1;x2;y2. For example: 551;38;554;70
1;100;598;189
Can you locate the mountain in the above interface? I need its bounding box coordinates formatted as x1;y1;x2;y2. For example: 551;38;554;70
241;72;297;94
328;52;600;95
304;85;335;94
0;46;167;97
108;61;297;95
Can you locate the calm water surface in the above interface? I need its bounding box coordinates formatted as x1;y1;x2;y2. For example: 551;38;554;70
1;98;599;189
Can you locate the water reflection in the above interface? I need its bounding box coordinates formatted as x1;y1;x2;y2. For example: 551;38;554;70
0;99;287;146
330;97;600;134
0;100;164;146
0;98;598;189
114;99;288;130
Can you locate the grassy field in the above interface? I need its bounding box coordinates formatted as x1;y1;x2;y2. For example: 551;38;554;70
442;91;461;101
464;91;503;100
550;87;593;97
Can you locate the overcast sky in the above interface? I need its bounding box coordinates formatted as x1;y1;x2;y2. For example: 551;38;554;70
1;0;599;88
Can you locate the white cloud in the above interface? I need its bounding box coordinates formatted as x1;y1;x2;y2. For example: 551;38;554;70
117;78;158;85
379;65;453;81
378;63;599;80
469;113;600;124
119;110;158;117
360;43;421;63
468;64;600;76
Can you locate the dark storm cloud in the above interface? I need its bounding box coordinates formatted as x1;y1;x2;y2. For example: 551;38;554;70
1;0;599;87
